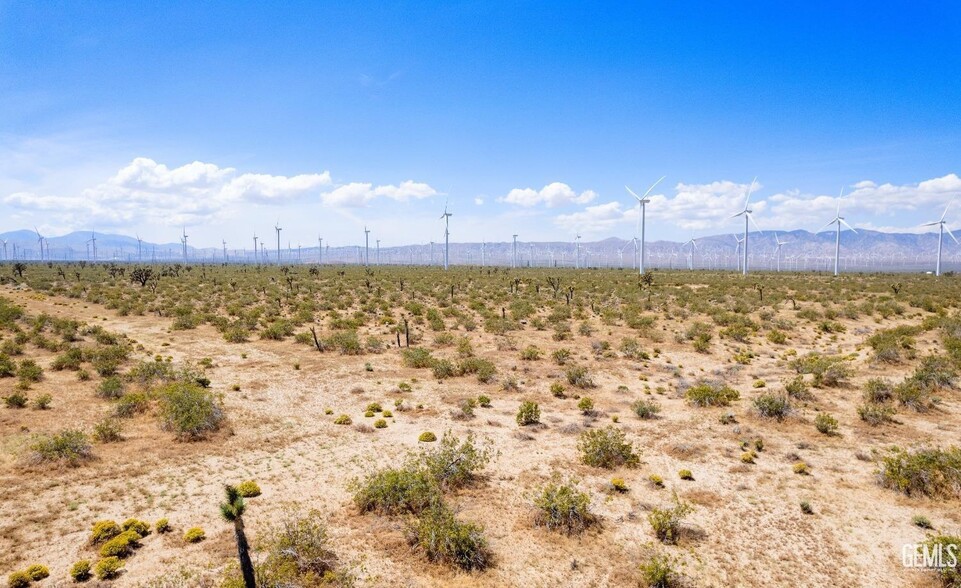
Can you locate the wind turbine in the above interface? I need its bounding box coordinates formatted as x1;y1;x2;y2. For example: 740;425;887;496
253;234;259;264
574;234;581;269
222;239;228;262
376;239;380;265
922;204;959;277
0;239;6;261
88;231;97;262
682;236;698;270
732;234;744;272
625;175;666;275
34;227;44;261
512;234;518;268
364;226;370;266
274;222;282;264
730;177;759;275
818;188;857;277
773;233;788;272
318;236;323;264
136;234;143;261
181;227;189;262
440;202;452;271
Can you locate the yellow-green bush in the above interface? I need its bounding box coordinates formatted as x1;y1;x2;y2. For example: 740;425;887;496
183;527;205;543
121;518;149;537
69;560;91;582
418;431;437;442
237;480;261;497
93;557;123;580
154;518;170;533
89;520;121;544
25;565;48;581
7;571;30;588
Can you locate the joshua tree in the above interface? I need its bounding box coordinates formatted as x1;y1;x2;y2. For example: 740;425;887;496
220;484;256;588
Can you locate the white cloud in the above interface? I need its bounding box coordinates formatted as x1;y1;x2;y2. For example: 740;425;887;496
319;180;437;207
554;201;630;233
474;197;484;206
500;182;597;208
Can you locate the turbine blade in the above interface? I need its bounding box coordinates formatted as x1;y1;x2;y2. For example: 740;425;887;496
839;218;857;233
641;175;667;199
921;221;941;227
947;227;960;244
748;212;763;233
941;203;950;222
744;176;758;208
817;219;836;234
625;185;641;201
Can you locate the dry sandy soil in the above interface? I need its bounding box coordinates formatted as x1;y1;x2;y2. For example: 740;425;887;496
1;283;959;587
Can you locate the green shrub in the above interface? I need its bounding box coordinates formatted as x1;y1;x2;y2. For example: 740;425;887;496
565;365;596;388
90;520;121;544
4;391;28;408
912;515;933;529
685;382;739;407
401;348;435;369
520;345;542;360
577;397;595;415
183;527;205;543
408;505;491;571
551;348;572;364
877;446;961;498
96;376;125;400
790;352;851;387
93;418;124;443
814;413;839;435
154;518;170;534
419;431;437;442
800;501;814;515
863;378;894;403
632;398;661;419
784;375;812;400
122;518;150;536
99;532;134;558
922;534;961;587
352;467;440;515
639;554;678;588
477;395;491;407
17;359;43;385
333;414;352;425
550;382;566;398
93;557;123;580
374;418;388;428
678;469;694;480
30;430;92;466
237;480;261;497
578;426;639;469
532;476;596;534
0;354;16;378
158;382;224;441
648;494;694;544
431;359;457;379
895;380;933;412
24;566;47;582
420;431;492;490
7;571;30;588
753;394;791;420
858;403;896;426
32;393;51;410
516;401;540;425
114;392;149;418
69;560;91;582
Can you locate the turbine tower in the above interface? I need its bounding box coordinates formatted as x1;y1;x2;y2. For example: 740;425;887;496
625;175;666;275
181;227;188;262
730;177;759;275
574;234;581;269
34;227;44;261
440;203;452;271
89;231;97;262
222;240;228;262
732;234;744;272
773;233;788;272
364;226;370;266
136;234;143;261
253;234;259;264
275;222;282;264
683;236;698;270
922;204;959;277
512;234;518;269
318;236;323;264
0;239;6;261
818;189;857;277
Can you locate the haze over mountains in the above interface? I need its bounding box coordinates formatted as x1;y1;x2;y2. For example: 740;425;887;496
1;228;958;273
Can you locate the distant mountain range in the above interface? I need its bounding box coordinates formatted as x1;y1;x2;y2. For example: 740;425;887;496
0;228;958;273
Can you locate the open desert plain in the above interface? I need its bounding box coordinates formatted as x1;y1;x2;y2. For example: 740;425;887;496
1;264;959;587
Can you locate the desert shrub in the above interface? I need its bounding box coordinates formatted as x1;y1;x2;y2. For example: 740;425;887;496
352;467;440;515
867;325;919;364
814;413;839;435
52;347;84;371
99;531;136;558
32;393;51;410
793;461;810;475
520;345;542;360
7;571;30;588
577;397;595;415
565;365;596;388
431;358;457;380
0;354;15;377
876;446;961;498
17;359;43;385
922;533;961;587
639;554;678;588
912;515;933;529
114;392;149;417
648;494;694;544
784;375;812;400
754;394;791;420
532;476;596;534
24;565;47;581
157;382;224;441
477;395;491;407
4;391;27;408
251;507;341;585
69;560;91;582
122;519;149;537
550;382;566;398
401;348;435;369
29;429;92;466
374;418;388;428
96;376;125;400
863;378;894;403
408;505;491;571
154;518;170;534
93;418;124;443
895;380;933;412
578;426;639;469
678;469;694;480
620;337;650;361
800;501;814;515
420;431;492;490
790;352;851;387
90;520;121;544
551;348;572;364
237;480;261;497
858;403;897;426
326;330;363;355
419;431;437;442
183;527;205;543
333;414;351;425
685;382;739;407
516;401;540;425
93;557;123;580
766;329;787;345
908;355;957;391
632;398;661;419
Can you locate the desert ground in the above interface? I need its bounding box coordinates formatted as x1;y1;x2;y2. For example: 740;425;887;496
1;264;959;587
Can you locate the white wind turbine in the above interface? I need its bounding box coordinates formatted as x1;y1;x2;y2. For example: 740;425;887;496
730;177;759;275
222;239;228;262
274;222;282;264
625;175;666;275
181;227;189;261
574;234;581;269
922;203;959;277
34;227;44;261
440;202;452;270
0;239;6;261
732;234;744;272
682;236;698;270
818;188;857;277
512;234;518;268
88;231;97;262
773;233;788;272
364;226;371;266
136;234;143;261
253;234;259;263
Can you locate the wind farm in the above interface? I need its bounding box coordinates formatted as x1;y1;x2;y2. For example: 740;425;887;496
2;3;961;588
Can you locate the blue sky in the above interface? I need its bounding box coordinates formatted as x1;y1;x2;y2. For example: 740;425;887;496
2;1;960;247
